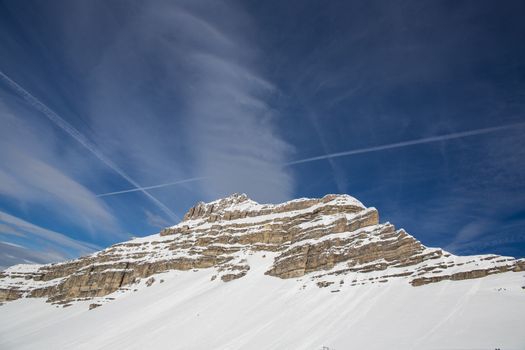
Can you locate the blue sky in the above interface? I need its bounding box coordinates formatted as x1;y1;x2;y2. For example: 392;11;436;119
1;0;524;268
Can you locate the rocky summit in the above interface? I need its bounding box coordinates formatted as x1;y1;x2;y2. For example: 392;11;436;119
1;193;524;306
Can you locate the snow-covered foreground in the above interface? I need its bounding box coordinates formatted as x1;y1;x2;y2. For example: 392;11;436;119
1;253;524;350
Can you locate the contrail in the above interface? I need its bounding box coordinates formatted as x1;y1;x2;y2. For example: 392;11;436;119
0;70;180;221
286;122;525;165
97;177;206;197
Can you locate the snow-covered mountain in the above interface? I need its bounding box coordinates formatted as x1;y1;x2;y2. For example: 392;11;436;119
1;194;524;349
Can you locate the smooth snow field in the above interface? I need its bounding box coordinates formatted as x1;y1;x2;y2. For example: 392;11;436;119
1;253;524;350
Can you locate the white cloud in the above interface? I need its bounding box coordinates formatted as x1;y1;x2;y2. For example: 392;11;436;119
0;211;100;269
0;101;121;236
0;151;115;227
59;0;294;205
144;210;171;229
0;242;59;270
173;5;294;203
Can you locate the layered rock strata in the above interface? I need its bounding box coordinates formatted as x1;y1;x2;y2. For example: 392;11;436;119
1;193;524;304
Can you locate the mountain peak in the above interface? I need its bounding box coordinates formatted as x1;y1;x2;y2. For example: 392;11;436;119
209;192;251;205
180;193;365;223
1;193;524;307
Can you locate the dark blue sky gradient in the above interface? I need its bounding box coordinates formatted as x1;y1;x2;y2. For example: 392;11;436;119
0;0;524;268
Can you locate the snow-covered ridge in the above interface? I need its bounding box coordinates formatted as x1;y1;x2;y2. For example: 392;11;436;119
1;193;524;308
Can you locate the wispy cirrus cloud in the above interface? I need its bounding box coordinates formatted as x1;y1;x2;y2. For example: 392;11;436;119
53;0;295;204
144;210;172;229
0;70;180;222
0;211;100;269
0;211;99;254
0;101;121;235
0;242;60;270
0;151;116;231
183;51;294;203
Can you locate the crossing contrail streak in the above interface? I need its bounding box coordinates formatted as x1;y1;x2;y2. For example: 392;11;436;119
286;122;525;166
97;177;206;197
0;70;180;221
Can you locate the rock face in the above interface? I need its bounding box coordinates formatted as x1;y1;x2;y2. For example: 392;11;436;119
1;193;524;305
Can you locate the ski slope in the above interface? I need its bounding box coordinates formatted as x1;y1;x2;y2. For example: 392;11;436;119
1;252;524;350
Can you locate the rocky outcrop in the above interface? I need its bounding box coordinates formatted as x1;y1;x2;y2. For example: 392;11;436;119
1;193;524;305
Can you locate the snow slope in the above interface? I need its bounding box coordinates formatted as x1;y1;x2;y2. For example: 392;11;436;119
1;252;524;350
